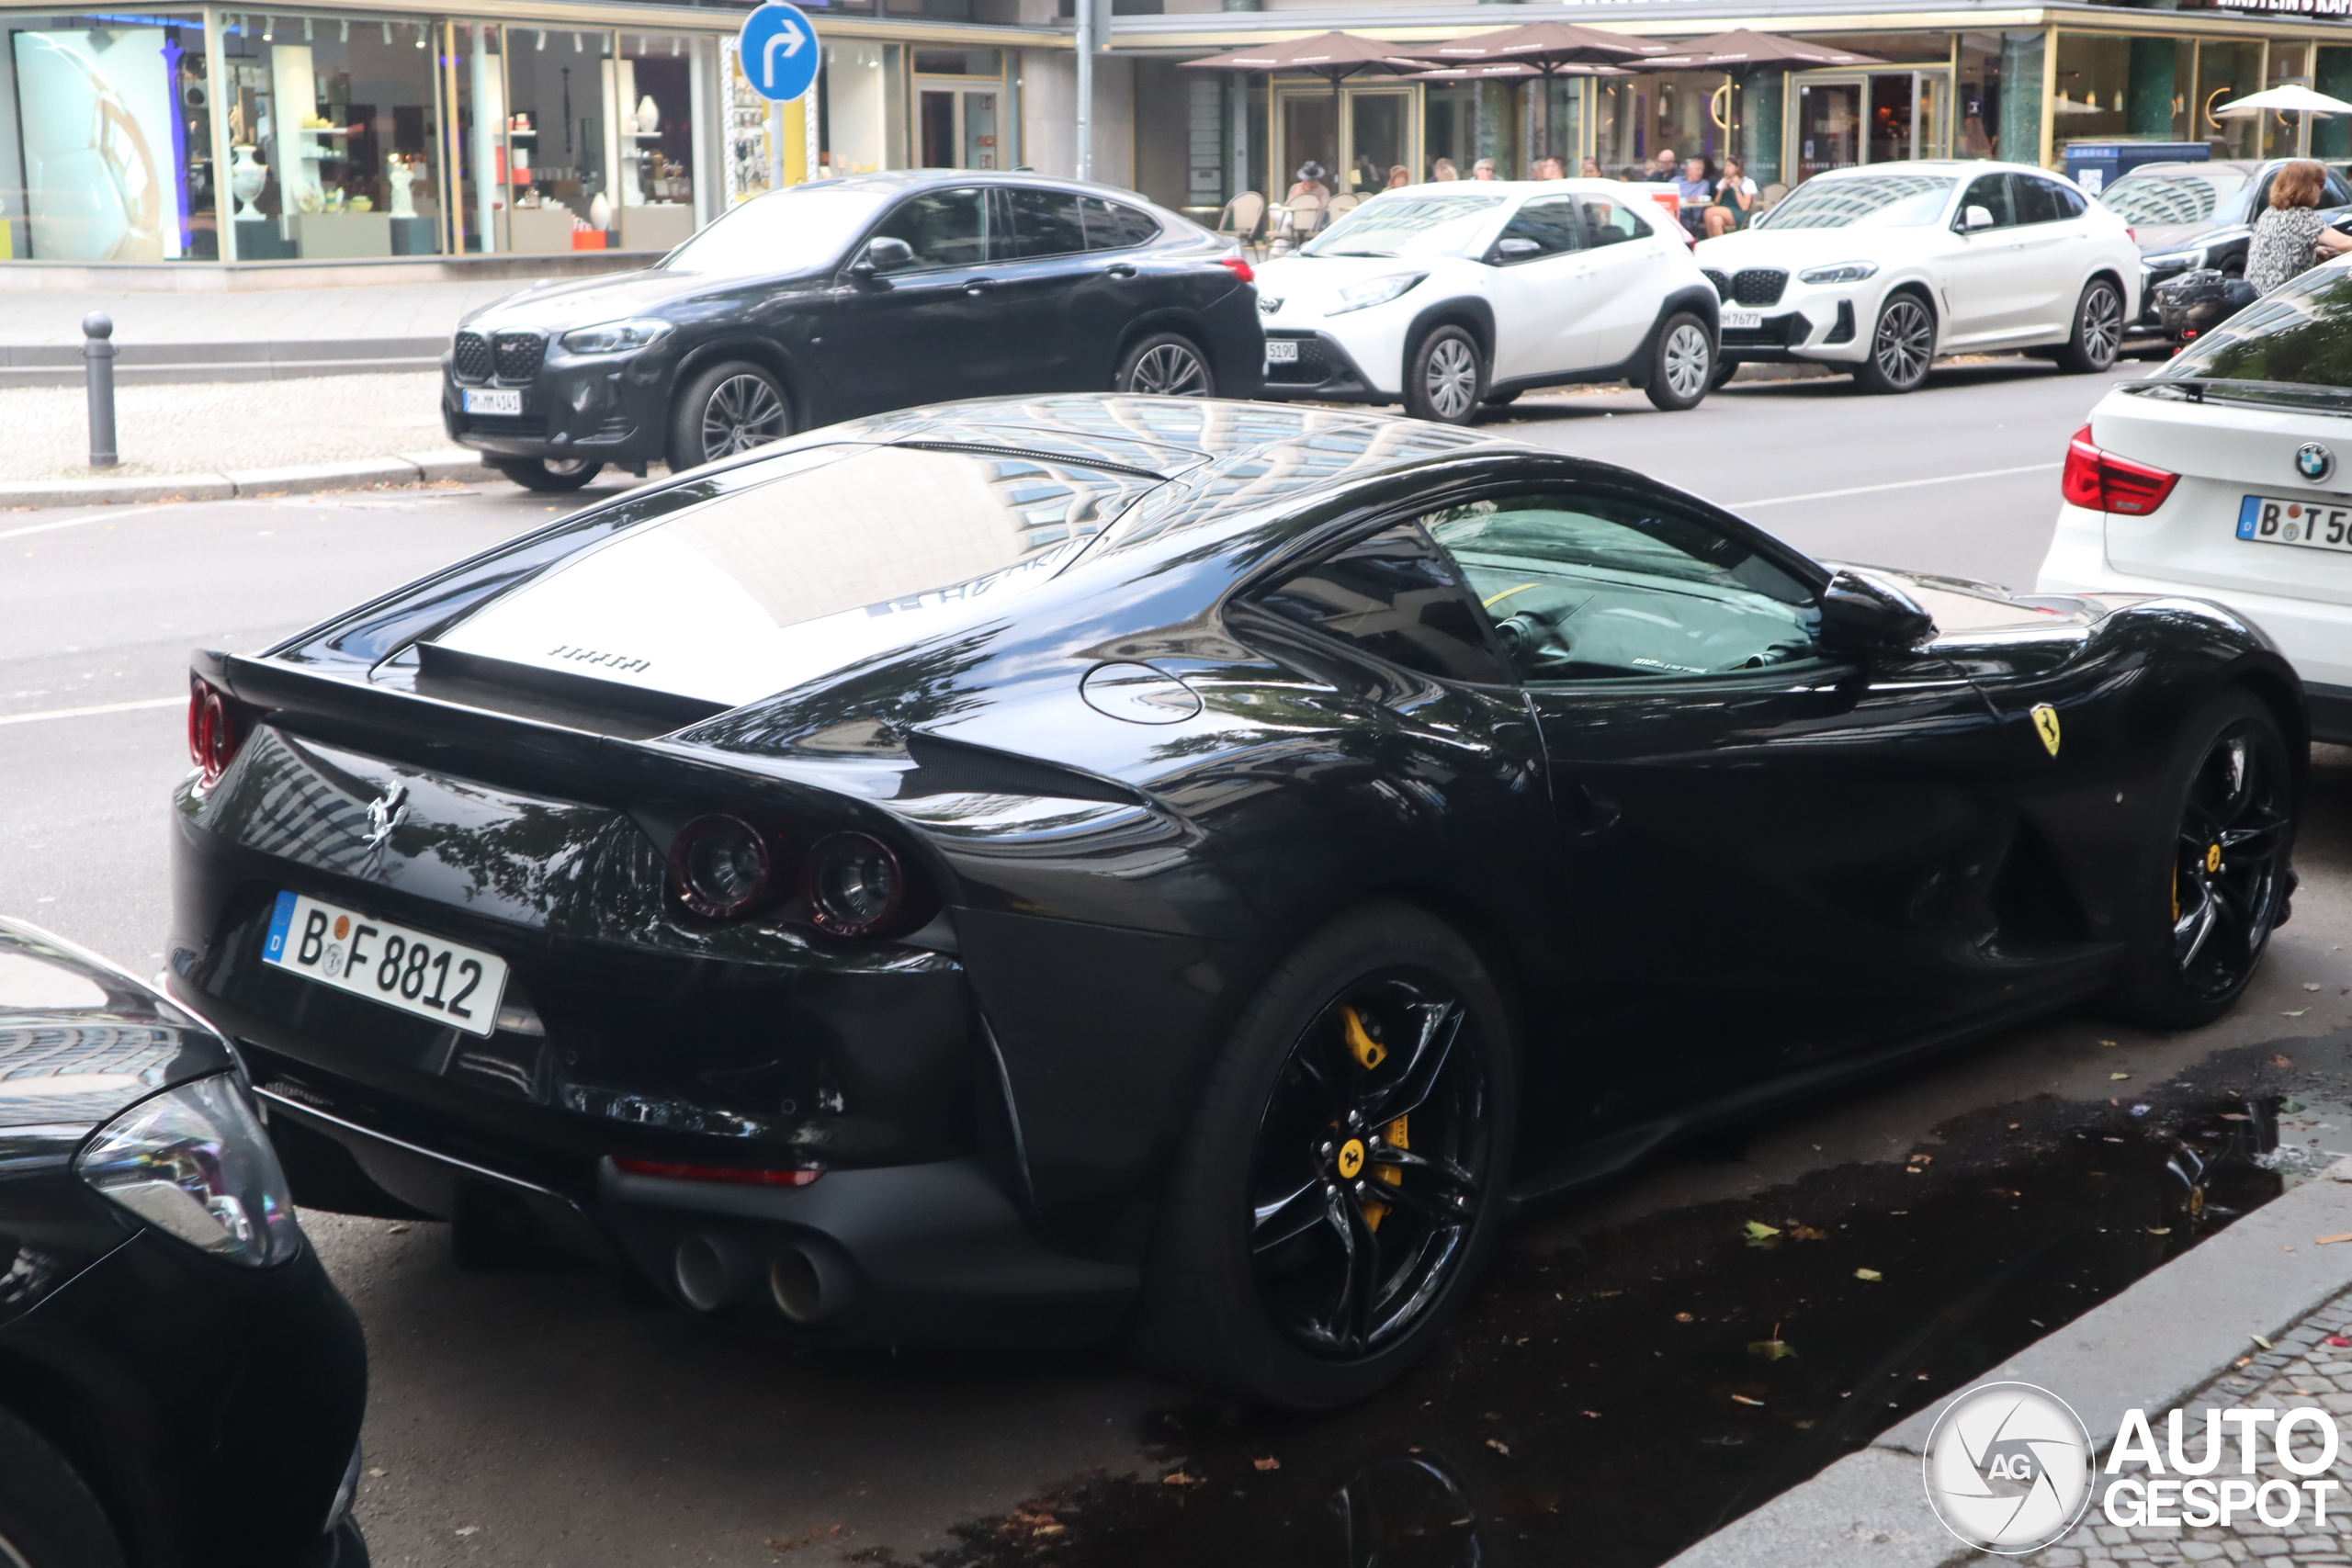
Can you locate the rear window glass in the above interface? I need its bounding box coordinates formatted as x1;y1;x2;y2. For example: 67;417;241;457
2157;263;2352;400
2098;168;2247;227
432;446;1159;706
1758;174;1953;230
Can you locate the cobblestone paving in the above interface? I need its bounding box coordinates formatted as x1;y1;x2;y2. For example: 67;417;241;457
2018;1287;2352;1565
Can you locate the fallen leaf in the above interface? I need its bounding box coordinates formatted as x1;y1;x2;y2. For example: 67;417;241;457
366;1467;386;1478
2255;1335;2275;1349
2327;1335;2352;1348
1675;1311;1695;1322
1163;1471;1204;1487
2147;1226;2172;1236
1790;1225;1829;1242
1854;1268;1883;1282
1730;1393;1765;1406
2306;984;2324;992
2320;1235;2352;1247
1486;1438;1512;1457
2274;1055;2296;1068
1580;1409;1602;1418
387;1223;411;1235
456;1527;480;1538
2221;1112;2249;1121
2098;1039;2119;1047
1748;1338;1798;1361
2110;1073;2132;1081
1252;1457;1281;1472
2284;1010;2311;1018
1033;1524;1066;1537
1743;1220;1781;1242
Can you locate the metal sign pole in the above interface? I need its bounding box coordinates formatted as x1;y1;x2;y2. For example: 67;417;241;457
806;83;820;180
770;97;786;190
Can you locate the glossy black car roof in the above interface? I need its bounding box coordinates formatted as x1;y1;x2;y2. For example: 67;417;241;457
792;167;1203;217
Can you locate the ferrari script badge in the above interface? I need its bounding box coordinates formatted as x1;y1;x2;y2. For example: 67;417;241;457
362;781;410;848
1337;1139;1366;1180
2030;704;2063;759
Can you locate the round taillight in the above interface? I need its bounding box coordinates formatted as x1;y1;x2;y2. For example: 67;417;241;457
668;815;773;919
804;832;904;937
188;680;234;784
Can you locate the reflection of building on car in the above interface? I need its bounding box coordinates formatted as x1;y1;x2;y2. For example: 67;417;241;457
0;919;368;1567
176;393;2298;1412
1253;180;1721;423
2040;255;2352;748
441;170;1261;491
2097;160;2352;342
1695;160;2142;393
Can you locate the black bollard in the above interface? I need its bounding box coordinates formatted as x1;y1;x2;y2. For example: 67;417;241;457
82;312;118;469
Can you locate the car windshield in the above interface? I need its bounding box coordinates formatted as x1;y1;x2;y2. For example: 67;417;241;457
1303;193;1509;258
660;186;893;276
2151;262;2352;410
2098;168;2249;228
1756;174;1955;231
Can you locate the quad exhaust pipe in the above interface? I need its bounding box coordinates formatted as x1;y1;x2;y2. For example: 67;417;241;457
671;1232;854;1323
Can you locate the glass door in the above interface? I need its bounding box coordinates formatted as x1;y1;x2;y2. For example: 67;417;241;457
1343;87;1412;196
1271;84;1338;199
916;86;999;169
1793;69;1951;183
1795;77;1862;180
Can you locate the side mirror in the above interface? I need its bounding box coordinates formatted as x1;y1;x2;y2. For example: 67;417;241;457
1491;236;1543;264
1818;569;1936;652
848;235;915;278
1961;204;1996;232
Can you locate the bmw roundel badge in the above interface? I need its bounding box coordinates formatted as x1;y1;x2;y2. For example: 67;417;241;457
2297;442;2335;483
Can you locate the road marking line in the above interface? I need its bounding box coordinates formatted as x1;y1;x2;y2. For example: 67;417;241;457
1729;462;2061;509
0;695;182;728
0;504;179;541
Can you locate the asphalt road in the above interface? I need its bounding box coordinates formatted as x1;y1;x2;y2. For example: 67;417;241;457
5;359;2347;1568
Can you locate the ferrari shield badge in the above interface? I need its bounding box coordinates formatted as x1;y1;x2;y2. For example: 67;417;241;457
2030;704;2063;759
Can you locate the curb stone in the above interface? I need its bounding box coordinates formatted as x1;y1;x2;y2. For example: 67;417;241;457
1664;1157;2352;1568
0;447;497;510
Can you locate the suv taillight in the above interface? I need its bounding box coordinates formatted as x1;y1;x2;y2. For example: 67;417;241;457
187;676;253;787
2062;424;2180;517
1219;255;1255;285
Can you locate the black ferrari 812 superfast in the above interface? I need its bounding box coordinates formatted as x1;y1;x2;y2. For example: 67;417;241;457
170;396;2301;1408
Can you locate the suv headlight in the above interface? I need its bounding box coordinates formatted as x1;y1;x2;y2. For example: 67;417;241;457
74;1076;301;1267
1797;261;1879;286
560;318;673;355
1328;273;1427;315
2142;247;2206;270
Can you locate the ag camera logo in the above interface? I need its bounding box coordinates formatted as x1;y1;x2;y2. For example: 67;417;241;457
1921;1382;2095;1554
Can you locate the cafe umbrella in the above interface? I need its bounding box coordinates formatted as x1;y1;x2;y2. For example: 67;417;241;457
1181;32;1427;197
1400;21;1669;173
2212;83;2352;157
1626;30;1883;181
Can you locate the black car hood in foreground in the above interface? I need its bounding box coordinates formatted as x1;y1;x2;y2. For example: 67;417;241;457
0;920;237;1162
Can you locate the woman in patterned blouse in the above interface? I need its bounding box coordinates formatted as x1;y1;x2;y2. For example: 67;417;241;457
2247;160;2352;295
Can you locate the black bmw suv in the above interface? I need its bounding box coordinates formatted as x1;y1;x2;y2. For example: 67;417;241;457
442;170;1263;491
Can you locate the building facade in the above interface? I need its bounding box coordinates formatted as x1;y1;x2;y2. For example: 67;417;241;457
0;0;2344;268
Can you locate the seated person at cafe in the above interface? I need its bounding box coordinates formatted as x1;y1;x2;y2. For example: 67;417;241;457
1705;157;1757;236
1674;157;1713;238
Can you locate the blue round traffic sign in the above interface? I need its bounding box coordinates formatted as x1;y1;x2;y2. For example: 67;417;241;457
739;3;820;102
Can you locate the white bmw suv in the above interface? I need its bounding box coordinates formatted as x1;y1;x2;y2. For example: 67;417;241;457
1252;181;1722;423
1694;160;2142;393
2037;258;2352;745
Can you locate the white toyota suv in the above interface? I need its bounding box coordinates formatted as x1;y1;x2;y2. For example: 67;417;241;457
1693;160;2142;393
2037;258;2352;745
1252;181;1722;423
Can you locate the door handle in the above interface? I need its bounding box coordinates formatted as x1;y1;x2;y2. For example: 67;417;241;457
965;277;996;296
1104;262;1138;278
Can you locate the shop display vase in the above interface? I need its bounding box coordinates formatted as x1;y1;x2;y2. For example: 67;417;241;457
387;155;418;220
588;191;614;231
230;146;266;220
637;95;660;135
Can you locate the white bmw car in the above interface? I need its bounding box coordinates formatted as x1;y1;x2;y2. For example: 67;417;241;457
1253;181;1722;423
2037;259;2352;744
1694;160;2142;394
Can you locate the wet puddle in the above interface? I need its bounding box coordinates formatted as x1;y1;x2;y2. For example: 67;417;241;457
880;1089;2321;1568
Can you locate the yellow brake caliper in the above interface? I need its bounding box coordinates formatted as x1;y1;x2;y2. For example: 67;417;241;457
1340;1007;1408;1230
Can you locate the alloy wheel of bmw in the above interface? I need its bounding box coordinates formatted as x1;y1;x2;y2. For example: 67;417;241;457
2171;722;2291;1000
2062;280;2124;373
1860;294;1934;393
699;373;791;459
1248;969;1492;1357
1419;335;1479;423
1127;342;1210;397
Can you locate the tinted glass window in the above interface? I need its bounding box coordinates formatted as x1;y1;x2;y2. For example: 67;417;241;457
2012;175;2062;225
873;188;989;268
1306;191;1509;258
1578;196;1645;247
1250;523;1510;684
1080;197;1159;251
2051;181;2087;219
1003;186;1088;259
2158;265;2352;399
1422;492;1821;683
2099;167;2249;226
1496;196;1579;261
1756;174;1952;230
662;186;891;276
1960;174;2015;230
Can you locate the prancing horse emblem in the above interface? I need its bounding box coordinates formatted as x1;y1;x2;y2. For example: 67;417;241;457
2030;704;2063;759
363;781;410;847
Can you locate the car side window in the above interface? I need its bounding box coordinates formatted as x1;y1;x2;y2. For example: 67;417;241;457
2011;175;2062;226
1496;196;1581;261
872;188;990;269
1959;174;2015;231
1247;523;1512;685
1577;195;1645;247
1080;197;1160;252
2050;180;2088;220
2329;171;2352;207
1421;491;1824;683
1002;186;1089;259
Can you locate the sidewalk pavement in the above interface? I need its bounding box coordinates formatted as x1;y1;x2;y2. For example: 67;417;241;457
1665;1159;2352;1568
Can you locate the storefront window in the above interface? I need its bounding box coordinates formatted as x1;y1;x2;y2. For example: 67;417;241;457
611;31;699;251
2053;33;2192;148
501;26;607;253
1422;81;1476;181
2318;47;2352;158
818;38;898;179
2199;40;2264;160
1795;79;1860;179
0;10;214;260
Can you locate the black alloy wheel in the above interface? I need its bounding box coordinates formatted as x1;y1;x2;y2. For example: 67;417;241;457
2056;277;2126;374
1710;356;1740;391
1852;291;1935;394
1645;312;1714;412
1131;904;1516;1408
1405;326;1485;424
1114;333;1215;397
2108;689;2295;1029
491;456;603;492
669;359;791;470
0;1405;128;1568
